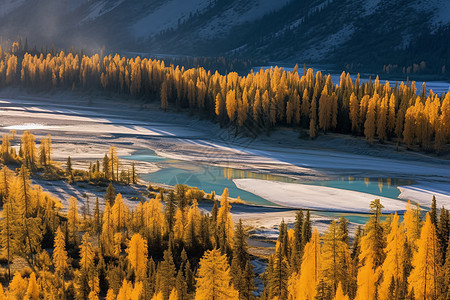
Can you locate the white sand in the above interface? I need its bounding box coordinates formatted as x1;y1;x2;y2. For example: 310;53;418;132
234;178;408;213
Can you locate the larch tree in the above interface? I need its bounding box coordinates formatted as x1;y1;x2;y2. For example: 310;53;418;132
376;95;388;142
321;220;351;295
293;227;321;300
408;213;441;300
403;201;422;247
67;196;79;244
355;199;385;300
364;94;377;144
108;146;118;181
195;249;239;300
26;272;40;300
160;80;169;111
217;188;234;252
334;282;349;300
379;213;406;300
80;233;95;272
101;202;115;256
53;226;68;298
226;89;237;123
310;95;318;138
126;233;148;281
349;92;359;133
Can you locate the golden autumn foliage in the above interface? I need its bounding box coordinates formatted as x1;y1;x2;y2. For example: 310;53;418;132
195;249;239;300
408;213;441;300
0;46;446;153
126;233;148;280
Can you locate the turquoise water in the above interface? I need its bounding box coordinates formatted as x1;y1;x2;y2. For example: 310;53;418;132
122;150;412;215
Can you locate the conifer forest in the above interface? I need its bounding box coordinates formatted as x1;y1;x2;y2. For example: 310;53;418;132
0;1;450;299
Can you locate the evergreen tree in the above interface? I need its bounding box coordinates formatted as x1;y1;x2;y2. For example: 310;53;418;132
302;210;312;245
156;249;176;299
105;183;116;205
67;156;74;183
165;191;176;232
430;195;437;226
231;219;255;300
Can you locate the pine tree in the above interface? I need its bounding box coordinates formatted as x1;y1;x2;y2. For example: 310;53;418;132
302;210;312;245
231;219;255;300
165;191;176;232
67;156;74;183
105;183;116;205
195;249;239;300
291;210;304;272
156;249;176;299
430;195;437;226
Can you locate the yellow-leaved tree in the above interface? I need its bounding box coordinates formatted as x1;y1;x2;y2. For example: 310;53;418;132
408;213;441;300
195;249;239;300
334;282;349;300
379;213;406;299
126;233;148;280
217;188;234;251
355;199;385;300
292;227;321;300
321;220;352;295
53;226;68;275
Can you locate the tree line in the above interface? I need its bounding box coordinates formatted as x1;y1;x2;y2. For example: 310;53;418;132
0;43;448;153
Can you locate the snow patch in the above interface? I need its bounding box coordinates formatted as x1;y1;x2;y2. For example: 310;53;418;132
398;183;450;207
234;179;408;213
4;123;58;130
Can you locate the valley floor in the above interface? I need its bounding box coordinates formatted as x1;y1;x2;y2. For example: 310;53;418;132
1;88;449;238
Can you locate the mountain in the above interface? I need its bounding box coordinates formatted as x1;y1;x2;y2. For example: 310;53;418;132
0;0;449;75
